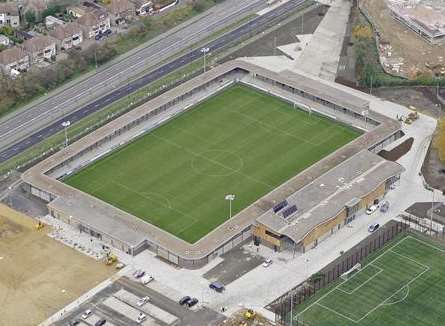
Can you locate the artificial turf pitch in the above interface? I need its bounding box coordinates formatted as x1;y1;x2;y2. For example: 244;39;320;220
295;234;445;326
65;84;360;243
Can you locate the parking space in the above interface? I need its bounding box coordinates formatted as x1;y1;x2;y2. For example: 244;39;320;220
203;244;264;285
56;276;225;326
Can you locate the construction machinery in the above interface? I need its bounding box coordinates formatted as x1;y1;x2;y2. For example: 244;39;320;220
35;221;44;230
105;253;118;265
244;309;256;320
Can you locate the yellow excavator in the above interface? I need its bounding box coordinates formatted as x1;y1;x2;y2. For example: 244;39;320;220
105;253;118;265
35;221;44;230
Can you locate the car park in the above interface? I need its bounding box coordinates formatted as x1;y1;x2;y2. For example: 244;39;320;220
81;309;92;319
262;259;272;267
179;296;191;306
136;313;147;324
366;205;378;215
137;296;150;306
368;223;380;233
187;298;199;307
209;281;225;292
95;319;106;326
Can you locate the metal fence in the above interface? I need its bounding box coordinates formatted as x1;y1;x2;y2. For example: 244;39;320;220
271;221;409;325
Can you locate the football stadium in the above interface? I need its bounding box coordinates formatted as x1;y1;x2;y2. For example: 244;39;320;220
22;60;404;268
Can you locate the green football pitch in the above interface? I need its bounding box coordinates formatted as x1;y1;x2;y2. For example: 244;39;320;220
65;84;360;243
295;234;445;326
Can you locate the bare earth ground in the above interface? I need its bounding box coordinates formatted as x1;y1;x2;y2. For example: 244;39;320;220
0;204;113;326
362;0;445;78
371;86;445;191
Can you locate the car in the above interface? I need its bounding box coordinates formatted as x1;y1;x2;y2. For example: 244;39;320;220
133;270;145;279
136;313;147;324
380;201;390;213
187;298;199;307
179;296;191;305
141;275;154;284
137;296;150;306
103;29;112;36
262;259;272;267
94;34;102;41
69;320;80;326
209;281;225;292
368;223;380;233
81;309;92;319
95;319;106;326
366;205;378;215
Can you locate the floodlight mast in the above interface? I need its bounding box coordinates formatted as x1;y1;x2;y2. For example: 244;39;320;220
200;47;210;73
225;194;236;219
61;120;71;147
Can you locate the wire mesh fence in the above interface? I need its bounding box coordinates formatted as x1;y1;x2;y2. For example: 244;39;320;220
270;221;410;326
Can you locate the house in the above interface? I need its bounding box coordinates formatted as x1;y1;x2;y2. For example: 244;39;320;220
107;0;136;25
77;10;111;38
0;46;30;75
23;35;57;64
0;35;10;46
50;22;84;50
0;2;20;28
67;5;88;18
131;0;153;15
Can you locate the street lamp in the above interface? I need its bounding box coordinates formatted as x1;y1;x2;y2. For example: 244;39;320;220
200;47;210;73
225;194;236;219
61;120;71;147
362;110;369;130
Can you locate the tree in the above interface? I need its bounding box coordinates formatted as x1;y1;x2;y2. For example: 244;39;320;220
25;10;37;26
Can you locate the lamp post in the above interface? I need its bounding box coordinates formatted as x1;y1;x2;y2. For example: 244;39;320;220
61;120;71;147
362;110;369;130
200;47;210;73
225;194;235;219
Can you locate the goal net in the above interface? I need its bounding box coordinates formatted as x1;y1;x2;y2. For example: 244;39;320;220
341;263;362;280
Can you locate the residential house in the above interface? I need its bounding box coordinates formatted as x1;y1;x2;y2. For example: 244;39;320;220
50;22;84;50
67;5;88;18
0;35;10;46
107;0;136;25
23;35;57;64
0;46;30;75
77;10;111;38
0;2;20;28
131;0;153;15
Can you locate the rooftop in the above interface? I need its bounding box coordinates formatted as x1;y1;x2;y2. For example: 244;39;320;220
0;46;27;65
0;2;19;15
23;35;56;53
50;22;83;40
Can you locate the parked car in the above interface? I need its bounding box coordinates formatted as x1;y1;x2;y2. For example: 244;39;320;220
95;33;102;41
209;281;225;292
262;258;273;267
81;309;92;319
133;270;145;279
368;223;380;233
136;313;147;324
69;320;80;326
95;319;106;326
187;298;199;307
103;29;112;36
137;296;150;306
179;296;191;305
366;205;378;215
141;275;154;285
380;201;390;213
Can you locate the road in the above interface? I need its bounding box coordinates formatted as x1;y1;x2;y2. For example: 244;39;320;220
0;0;309;164
0;0;264;151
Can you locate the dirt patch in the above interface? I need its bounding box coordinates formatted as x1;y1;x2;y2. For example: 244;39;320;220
422;145;445;192
0;204;113;326
378;137;413;161
361;0;445;79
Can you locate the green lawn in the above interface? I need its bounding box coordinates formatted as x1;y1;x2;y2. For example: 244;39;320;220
295;234;445;326
64;84;360;243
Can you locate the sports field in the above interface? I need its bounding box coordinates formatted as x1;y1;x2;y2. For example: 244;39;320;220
295;234;445;326
65;84;360;243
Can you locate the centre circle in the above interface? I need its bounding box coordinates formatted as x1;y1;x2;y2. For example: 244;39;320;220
191;150;244;177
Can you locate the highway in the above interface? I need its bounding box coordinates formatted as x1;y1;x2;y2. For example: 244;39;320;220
0;0;308;164
0;0;265;151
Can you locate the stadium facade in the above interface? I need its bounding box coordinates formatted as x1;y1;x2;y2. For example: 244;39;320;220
22;60;404;268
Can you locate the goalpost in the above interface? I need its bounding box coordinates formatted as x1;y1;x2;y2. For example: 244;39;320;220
341;263;362;280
